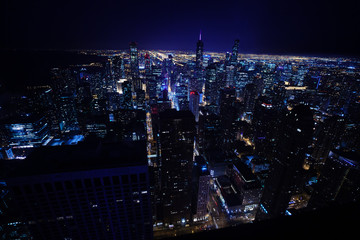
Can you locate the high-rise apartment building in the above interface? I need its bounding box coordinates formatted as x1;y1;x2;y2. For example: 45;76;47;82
5;140;152;240
159;110;195;227
257;105;314;220
309;150;360;208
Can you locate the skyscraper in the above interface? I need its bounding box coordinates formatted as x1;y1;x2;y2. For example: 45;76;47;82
195;31;204;69
204;64;217;105
230;39;240;66
189;91;200;122
311;116;345;172
5;140;153;240
257;105;314;220
192;31;205;93
159;110;195;227
129;42;140;90
243;83;257;113
309;150;360;208
192;156;210;222
219;87;236;150
144;52;151;75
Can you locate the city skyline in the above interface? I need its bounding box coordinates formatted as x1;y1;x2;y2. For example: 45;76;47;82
1;4;360;238
2;0;360;57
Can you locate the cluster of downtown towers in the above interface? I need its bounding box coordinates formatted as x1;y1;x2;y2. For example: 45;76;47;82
0;34;359;239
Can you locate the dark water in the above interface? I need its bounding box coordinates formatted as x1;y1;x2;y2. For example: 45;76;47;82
0;50;107;93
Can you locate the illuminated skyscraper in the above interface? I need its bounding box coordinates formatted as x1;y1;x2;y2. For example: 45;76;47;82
192;156;210;222
144;52;151;75
191;31;204;93
129;42;140;90
230;39;240;66
195;31;204;69
159;110;195;227
204;64;217;105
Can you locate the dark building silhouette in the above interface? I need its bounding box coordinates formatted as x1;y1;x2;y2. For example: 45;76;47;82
5;140;152;240
252;98;278;158
243;83;257;113
158;110;195;227
257;105;314;220
219;87;236;151
311;116;345;172
309;150;360;208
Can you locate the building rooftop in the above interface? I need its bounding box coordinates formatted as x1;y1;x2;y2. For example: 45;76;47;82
5;140;147;178
216;175;242;207
159;109;194;120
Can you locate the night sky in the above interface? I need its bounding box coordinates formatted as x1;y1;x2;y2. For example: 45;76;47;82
2;0;360;57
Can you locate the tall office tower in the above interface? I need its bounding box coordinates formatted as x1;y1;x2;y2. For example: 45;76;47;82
237;71;249;91
219;87;236;151
129;42;140;90
253;73;264;95
309;150;360;208
112;56;125;80
225;65;236;87
120;80;133;109
271;83;287;111
26;86;59;136
311;116;345;173
144;52;151;75
230;39;240;66
50;68;79;133
257;105;314;220
189;91;200;122
243;83;257;113
252;98;277;158
192;156;210;222
56;93;79;132
195;31;204;69
5;140;153;240
225;52;231;66
204;64;217;105
192;32;204;93
159;110;195;227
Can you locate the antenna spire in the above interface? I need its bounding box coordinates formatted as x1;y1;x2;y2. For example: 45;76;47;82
199;30;202;41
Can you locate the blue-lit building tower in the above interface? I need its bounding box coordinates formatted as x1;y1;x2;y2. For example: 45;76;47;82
204;64;217;105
